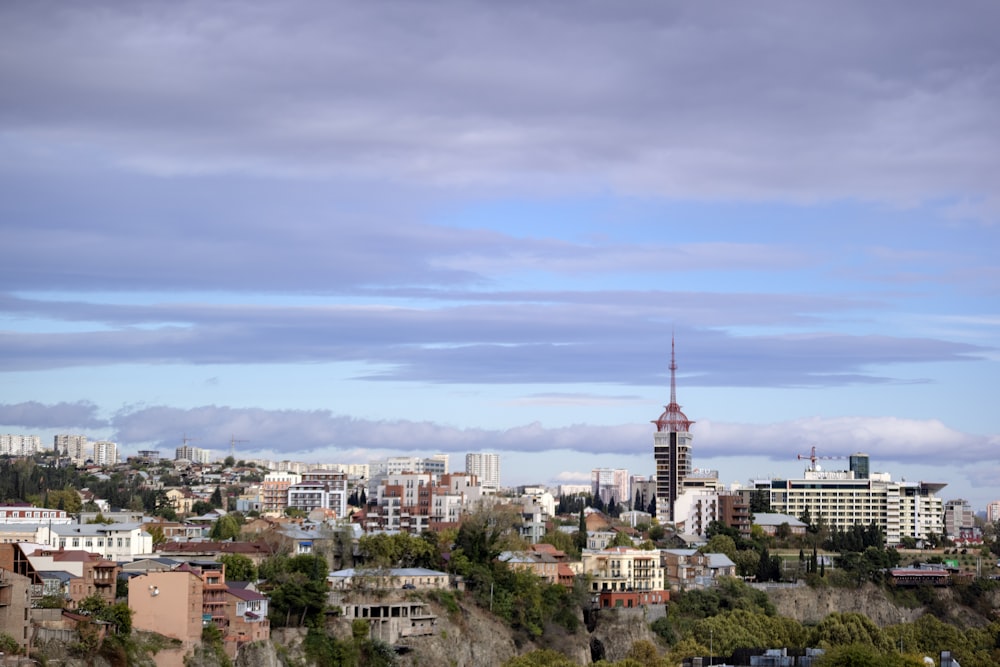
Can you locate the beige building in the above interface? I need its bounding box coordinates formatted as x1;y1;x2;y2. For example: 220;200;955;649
581;547;664;595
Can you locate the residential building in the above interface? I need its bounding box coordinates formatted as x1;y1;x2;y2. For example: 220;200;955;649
752;513;808;537
327;567;450;591
261;471;301;514
287;469;348;518
225;587;270;647
465;452;500;490
0;567;32;655
653;338;694;522
136;449;161;461
0;505;72;525
175;445;212;464
581;547;666;601
55;434;90;463
364;472;483;533
47;522;153;562
660;549;737;590
592;468;630;508
0;434;41;457
987;500;1000;523
944;499;975;541
129;569;204;653
92;440;118;466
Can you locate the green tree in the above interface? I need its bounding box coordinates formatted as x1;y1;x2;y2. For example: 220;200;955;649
219;553;258;582
210;514;240;541
210;485;224;508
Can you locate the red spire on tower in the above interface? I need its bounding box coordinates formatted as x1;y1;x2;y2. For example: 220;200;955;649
652;336;694;433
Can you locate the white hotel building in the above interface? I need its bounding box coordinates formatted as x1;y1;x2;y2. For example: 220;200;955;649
749;454;945;545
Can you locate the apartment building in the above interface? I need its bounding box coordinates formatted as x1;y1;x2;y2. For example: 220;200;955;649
0;434;41;457
55;434;90;463
944;499;975;541
592;468;630;507
364;472;483;533
287;470;348;518
92;440;118;466
47;523;153;562
261;471;301;514
465;452;500;490
581;547;666;599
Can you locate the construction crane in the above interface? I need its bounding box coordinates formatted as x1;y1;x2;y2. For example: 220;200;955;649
182;434;198;446
229;435;249;459
797;445;847;471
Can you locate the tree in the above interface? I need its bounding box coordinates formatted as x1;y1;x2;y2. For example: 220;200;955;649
575;507;587;551
210;485;224;508
219;553;258;582
609;530;633;548
224;455;235;467
210;514;240;541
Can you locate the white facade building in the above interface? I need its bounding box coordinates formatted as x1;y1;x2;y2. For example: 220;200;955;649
0;434;42;457
92;440;118;466
175;445;211;464
44;523;153;562
55;434;90;463
749;467;945;545
465;452;500;490
581;547;665;594
592;468;630;507
287;470;348;518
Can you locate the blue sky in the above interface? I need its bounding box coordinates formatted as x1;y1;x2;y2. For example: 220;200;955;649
1;1;998;510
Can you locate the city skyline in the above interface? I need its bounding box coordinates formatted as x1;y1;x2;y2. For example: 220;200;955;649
1;3;998;510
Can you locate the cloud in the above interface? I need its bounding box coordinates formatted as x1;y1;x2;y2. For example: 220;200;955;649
0;293;986;386
0;1;997;211
0;401;106;429
2;402;991;473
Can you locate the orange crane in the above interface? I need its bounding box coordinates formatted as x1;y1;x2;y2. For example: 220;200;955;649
797;445;847;471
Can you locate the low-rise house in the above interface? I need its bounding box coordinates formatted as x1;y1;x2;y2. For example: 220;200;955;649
327;567;450;591
225;587;270;647
660;549;736;589
753;513;808;537
48;522;153;562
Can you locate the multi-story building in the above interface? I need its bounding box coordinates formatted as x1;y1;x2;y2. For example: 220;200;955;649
653;339;694;522
47;523;153;562
581;547;665;596
175;445;212;464
748;466;945;545
987;500;1000;523
944;499;975;541
287;470;348;518
592;468;630;507
92;440;118;466
365;472;483;533
465;452;500;490
261;471;301;514
136;449;160;461
0;505;72;525
130;568;205;654
0;434;41;457
55;434;90;463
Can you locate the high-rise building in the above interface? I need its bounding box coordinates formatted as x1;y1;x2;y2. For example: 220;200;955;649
591;468;630;507
0;434;42;457
175;445;211;464
92;441;118;466
944;499;975;541
55;434;90;463
465;452;500;490
987;501;1000;523
653;338;694;522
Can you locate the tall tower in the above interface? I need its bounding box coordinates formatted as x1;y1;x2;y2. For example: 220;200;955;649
653;337;694;523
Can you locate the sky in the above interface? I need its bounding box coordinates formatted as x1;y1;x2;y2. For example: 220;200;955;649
1;1;999;510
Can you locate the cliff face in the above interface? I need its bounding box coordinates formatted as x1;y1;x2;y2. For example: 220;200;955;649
766;583;921;626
